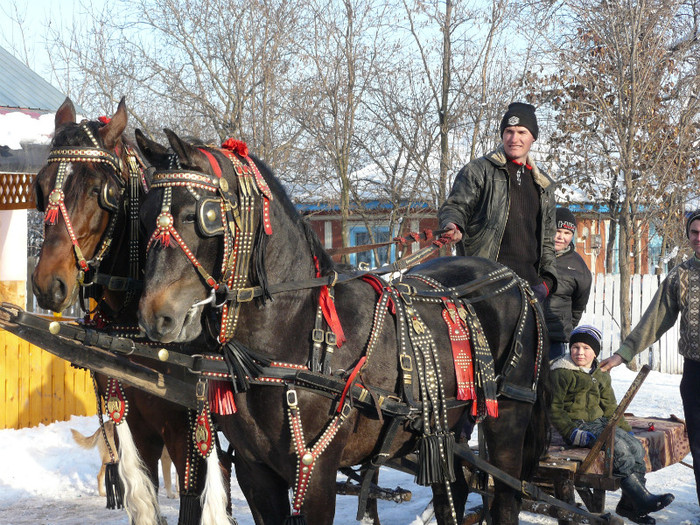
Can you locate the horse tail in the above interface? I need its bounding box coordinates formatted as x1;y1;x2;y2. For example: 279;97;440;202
116;423;162;525
201;451;234;524
520;326;552;481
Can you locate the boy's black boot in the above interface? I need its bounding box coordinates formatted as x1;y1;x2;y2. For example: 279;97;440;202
620;473;674;516
616;493;656;524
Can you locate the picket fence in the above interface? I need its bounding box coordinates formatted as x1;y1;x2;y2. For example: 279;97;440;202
579;273;684;374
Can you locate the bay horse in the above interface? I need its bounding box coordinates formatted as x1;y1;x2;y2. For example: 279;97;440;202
30;99;231;525
137;130;550;525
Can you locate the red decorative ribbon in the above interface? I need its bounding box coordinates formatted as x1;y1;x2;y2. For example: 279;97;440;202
314;256;346;347
441;300;476;402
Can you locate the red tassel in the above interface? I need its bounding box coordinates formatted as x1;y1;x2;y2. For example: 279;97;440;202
221;138;249;157
208;380;237;415
98;116;111;124
44;207;59;225
155;230;171;248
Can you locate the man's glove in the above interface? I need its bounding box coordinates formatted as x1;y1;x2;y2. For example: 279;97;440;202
532;282;549;303
570;429;596;447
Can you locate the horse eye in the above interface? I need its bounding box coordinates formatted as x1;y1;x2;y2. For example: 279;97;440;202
184;213;196;223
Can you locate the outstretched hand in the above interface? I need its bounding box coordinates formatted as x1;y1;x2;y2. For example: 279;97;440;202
443;223;463;243
599;354;624;372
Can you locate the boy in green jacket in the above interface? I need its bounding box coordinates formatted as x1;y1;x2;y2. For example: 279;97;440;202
550;325;673;524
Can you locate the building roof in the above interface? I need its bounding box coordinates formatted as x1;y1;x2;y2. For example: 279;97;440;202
0;46;67;112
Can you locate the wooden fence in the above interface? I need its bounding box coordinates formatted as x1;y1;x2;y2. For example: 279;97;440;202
0;329;96;430
580;273;683;374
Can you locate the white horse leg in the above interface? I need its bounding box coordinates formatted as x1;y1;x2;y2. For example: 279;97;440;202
116;423;163;525
201;451;234;524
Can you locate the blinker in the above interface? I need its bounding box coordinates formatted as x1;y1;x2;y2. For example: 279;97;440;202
197;198;225;237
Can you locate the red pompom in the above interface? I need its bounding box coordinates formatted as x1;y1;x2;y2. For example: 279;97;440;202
98;116;111;124
221;138;249;157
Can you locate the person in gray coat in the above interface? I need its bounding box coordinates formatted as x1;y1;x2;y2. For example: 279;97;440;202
438;102;557;301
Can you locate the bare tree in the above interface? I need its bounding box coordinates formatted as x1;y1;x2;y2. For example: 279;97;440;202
531;0;700;340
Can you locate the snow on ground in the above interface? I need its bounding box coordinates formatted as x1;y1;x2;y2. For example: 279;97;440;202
0;367;697;524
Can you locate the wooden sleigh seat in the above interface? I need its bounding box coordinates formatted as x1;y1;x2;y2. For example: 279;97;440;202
526;414;690;521
544;414;690;475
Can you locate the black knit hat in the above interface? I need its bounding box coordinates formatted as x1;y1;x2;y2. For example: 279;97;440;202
570;325;602;357
686;209;700;238
500;102;539;140
556;207;577;232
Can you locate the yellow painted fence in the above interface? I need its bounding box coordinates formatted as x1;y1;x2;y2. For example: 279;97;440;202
0;329;96;430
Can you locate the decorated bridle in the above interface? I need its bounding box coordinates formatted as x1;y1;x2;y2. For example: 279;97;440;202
40;120;145;291
146;139;273;344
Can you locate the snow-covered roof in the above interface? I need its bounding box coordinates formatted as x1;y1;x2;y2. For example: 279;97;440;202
0;46;67;111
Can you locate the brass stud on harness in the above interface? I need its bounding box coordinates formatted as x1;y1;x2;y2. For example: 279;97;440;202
301;452;314;466
157;214;172;229
158;348;170;361
49;321;61;335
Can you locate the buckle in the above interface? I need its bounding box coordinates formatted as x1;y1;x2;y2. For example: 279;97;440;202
312;328;324;343
340;402;352;419
236;287;255;302
399;353;413;372
107;276;128;291
286;388;298;408
195;379;207;400
325;332;337;346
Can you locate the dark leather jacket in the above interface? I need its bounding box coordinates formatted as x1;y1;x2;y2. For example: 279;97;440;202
438;145;558;291
544;244;592;342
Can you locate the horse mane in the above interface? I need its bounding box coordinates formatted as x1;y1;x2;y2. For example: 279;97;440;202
249;155;337;279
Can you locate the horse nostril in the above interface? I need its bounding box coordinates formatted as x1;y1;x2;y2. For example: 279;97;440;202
52;277;67;304
155;314;175;336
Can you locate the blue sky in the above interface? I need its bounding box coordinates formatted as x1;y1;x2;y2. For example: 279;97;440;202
0;0;105;83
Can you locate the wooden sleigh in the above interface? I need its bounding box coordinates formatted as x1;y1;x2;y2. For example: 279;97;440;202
463;365;690;524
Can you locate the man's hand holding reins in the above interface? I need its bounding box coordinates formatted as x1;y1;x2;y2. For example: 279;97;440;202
443;223;463;243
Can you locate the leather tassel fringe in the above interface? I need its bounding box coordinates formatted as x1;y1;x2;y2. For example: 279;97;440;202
416;432;457;486
283;514;307;525
223;340;268;393
104;462;124;510
179;493;203;524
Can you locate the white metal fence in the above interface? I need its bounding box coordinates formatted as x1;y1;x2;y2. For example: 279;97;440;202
579;273;684;374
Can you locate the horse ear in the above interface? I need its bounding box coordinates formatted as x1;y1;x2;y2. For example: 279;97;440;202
135;128;169;162
54;98;76;129
99;97;128;150
163;128;208;170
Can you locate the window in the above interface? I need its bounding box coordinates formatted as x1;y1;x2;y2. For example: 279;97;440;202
349;225;394;268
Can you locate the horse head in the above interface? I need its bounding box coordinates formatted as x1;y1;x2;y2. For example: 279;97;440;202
31;97;136;313
138;129;320;346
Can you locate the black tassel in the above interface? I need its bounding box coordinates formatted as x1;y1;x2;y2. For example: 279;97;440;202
283;514;307;525
179;493;203;525
104;462;124;510
223;340;270;393
416;434;440;486
253;224;271;304
416;432;457;486
441;431;457;483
